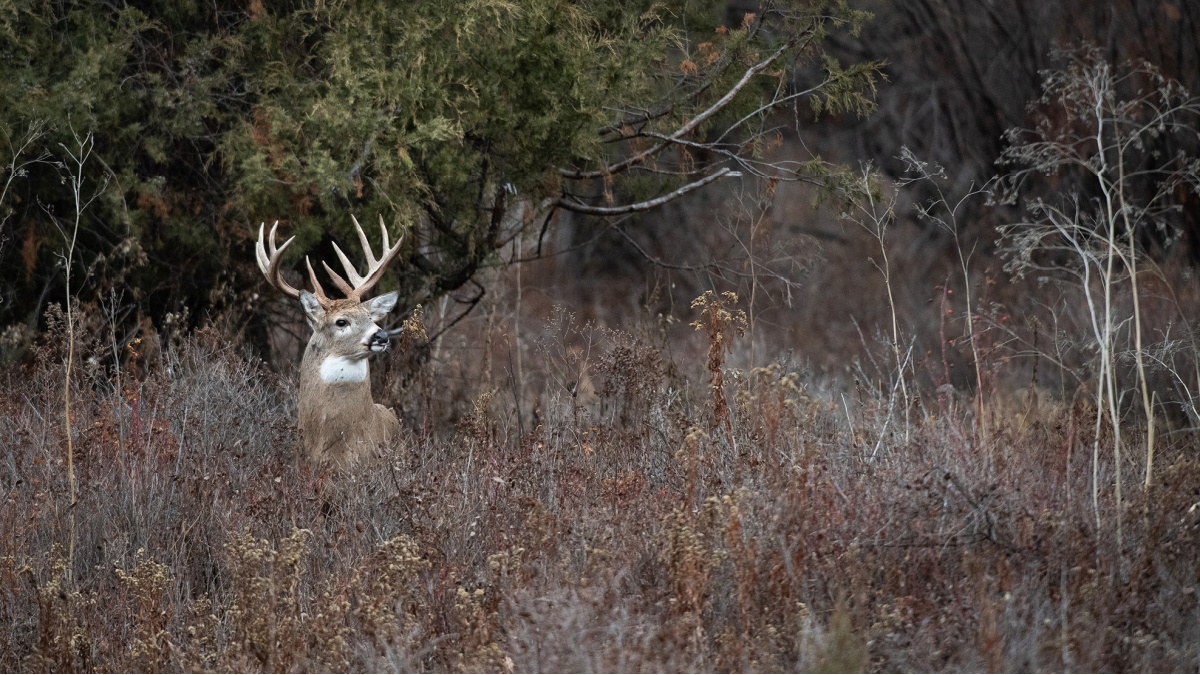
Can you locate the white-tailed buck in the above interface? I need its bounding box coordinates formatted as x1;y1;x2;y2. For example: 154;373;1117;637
256;216;402;466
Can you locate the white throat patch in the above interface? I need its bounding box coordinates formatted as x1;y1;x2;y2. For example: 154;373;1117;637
319;355;368;383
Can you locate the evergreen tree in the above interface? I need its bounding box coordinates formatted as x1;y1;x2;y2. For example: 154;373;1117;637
0;0;875;337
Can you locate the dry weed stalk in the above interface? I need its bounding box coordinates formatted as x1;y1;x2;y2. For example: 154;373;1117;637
114;549;173;671
691;291;746;452
998;46;1200;543
898;148;993;454
0;120;51;235
842;165;912;442
44;126;108;578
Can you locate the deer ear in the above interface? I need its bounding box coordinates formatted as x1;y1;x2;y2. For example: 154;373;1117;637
367;291;399;321
299;290;325;327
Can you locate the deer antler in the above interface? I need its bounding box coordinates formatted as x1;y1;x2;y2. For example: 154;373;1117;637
255;221;330;303
321;215;404;301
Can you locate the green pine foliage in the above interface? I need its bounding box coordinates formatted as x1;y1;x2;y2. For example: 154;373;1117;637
0;0;874;334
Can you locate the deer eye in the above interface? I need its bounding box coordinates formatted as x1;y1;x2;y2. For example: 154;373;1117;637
335;319;349;328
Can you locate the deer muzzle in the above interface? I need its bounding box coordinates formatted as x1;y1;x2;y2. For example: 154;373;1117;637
367;329;390;353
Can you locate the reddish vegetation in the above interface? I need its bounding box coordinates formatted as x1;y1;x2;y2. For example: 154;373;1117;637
2;288;1198;672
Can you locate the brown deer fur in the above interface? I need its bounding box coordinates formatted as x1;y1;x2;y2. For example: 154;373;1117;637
297;294;400;465
254;218;404;467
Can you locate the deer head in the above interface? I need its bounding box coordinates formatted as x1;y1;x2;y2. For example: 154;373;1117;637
255;215;404;465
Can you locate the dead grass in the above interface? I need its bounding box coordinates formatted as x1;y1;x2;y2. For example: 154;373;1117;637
2;284;1200;673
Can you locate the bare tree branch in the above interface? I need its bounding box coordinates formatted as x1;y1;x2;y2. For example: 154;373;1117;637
558;40;796;181
555;167;738;215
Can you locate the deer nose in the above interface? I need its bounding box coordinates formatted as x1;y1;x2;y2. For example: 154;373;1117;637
367;330;390;352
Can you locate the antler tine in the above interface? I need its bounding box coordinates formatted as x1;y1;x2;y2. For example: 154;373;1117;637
321;215;373;294
255;223;270;274
329;240;366;289
329;214;404;301
255;221;302;299
378;214;391;256
352;215;379;268
353;215;404;300
304;256;331;302
321;256;356;297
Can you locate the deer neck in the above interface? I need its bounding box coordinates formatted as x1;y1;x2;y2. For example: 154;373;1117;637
298;341;396;465
299;343;375;409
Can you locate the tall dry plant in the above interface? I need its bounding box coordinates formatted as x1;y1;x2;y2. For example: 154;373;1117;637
896;149;993;451
997;46;1200;543
691;291;747;452
1001;192;1125;537
841;165;913;443
1;120;51;235
714;181;812;370
44;126;108;576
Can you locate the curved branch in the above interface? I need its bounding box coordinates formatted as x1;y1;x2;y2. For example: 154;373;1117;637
555;167;738;216
559;40;796;181
594;15;771;138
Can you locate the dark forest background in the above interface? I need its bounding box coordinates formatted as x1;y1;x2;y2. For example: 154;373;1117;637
2;0;1197;349
4;1;1200;672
